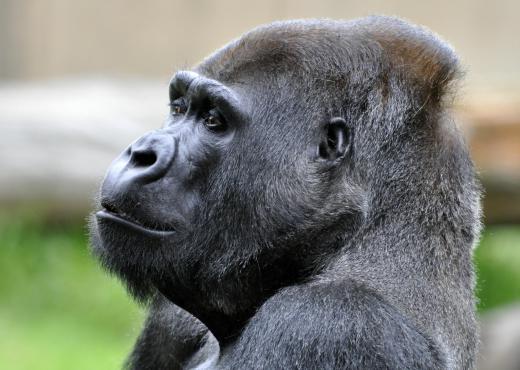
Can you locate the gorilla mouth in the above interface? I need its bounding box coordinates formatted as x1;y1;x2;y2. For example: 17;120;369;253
97;204;176;237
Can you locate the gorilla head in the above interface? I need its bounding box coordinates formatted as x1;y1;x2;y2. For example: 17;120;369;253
90;16;480;365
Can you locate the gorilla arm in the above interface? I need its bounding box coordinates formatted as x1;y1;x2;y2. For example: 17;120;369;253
127;280;444;370
126;295;219;370
218;280;445;369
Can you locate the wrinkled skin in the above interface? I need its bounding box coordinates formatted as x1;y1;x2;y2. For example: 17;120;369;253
90;16;481;370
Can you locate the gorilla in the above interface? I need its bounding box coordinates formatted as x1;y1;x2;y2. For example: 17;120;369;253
90;16;481;369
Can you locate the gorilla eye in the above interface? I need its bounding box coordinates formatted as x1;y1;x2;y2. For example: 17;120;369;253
170;98;188;115
203;109;227;132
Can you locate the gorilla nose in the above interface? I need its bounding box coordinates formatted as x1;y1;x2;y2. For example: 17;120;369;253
106;131;176;187
130;146;158;168
127;132;176;182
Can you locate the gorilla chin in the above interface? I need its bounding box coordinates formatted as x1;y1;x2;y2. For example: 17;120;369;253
90;209;178;303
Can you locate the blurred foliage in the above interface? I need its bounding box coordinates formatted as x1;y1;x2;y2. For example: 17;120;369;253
0;210;144;370
0;210;519;370
475;226;520;311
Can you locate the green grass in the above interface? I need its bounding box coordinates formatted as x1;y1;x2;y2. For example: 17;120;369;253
475;226;520;311
0;211;519;370
0;212;144;370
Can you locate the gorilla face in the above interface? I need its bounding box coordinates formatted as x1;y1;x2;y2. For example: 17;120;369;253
91;66;361;338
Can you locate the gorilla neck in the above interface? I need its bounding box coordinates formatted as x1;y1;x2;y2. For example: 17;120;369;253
154;229;354;344
155;286;247;344
154;274;263;344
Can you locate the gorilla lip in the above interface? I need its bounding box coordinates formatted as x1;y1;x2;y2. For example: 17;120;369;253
96;209;176;237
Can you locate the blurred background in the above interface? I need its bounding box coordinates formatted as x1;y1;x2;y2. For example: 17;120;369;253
1;1;519;369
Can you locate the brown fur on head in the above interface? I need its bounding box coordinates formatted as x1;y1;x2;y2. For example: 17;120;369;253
198;16;460;104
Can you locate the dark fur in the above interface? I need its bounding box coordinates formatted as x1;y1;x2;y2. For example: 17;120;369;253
90;16;481;369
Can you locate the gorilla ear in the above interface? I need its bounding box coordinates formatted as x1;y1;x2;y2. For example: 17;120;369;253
318;117;352;162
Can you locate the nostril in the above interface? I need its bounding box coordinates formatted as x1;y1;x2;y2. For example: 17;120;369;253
130;150;157;167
